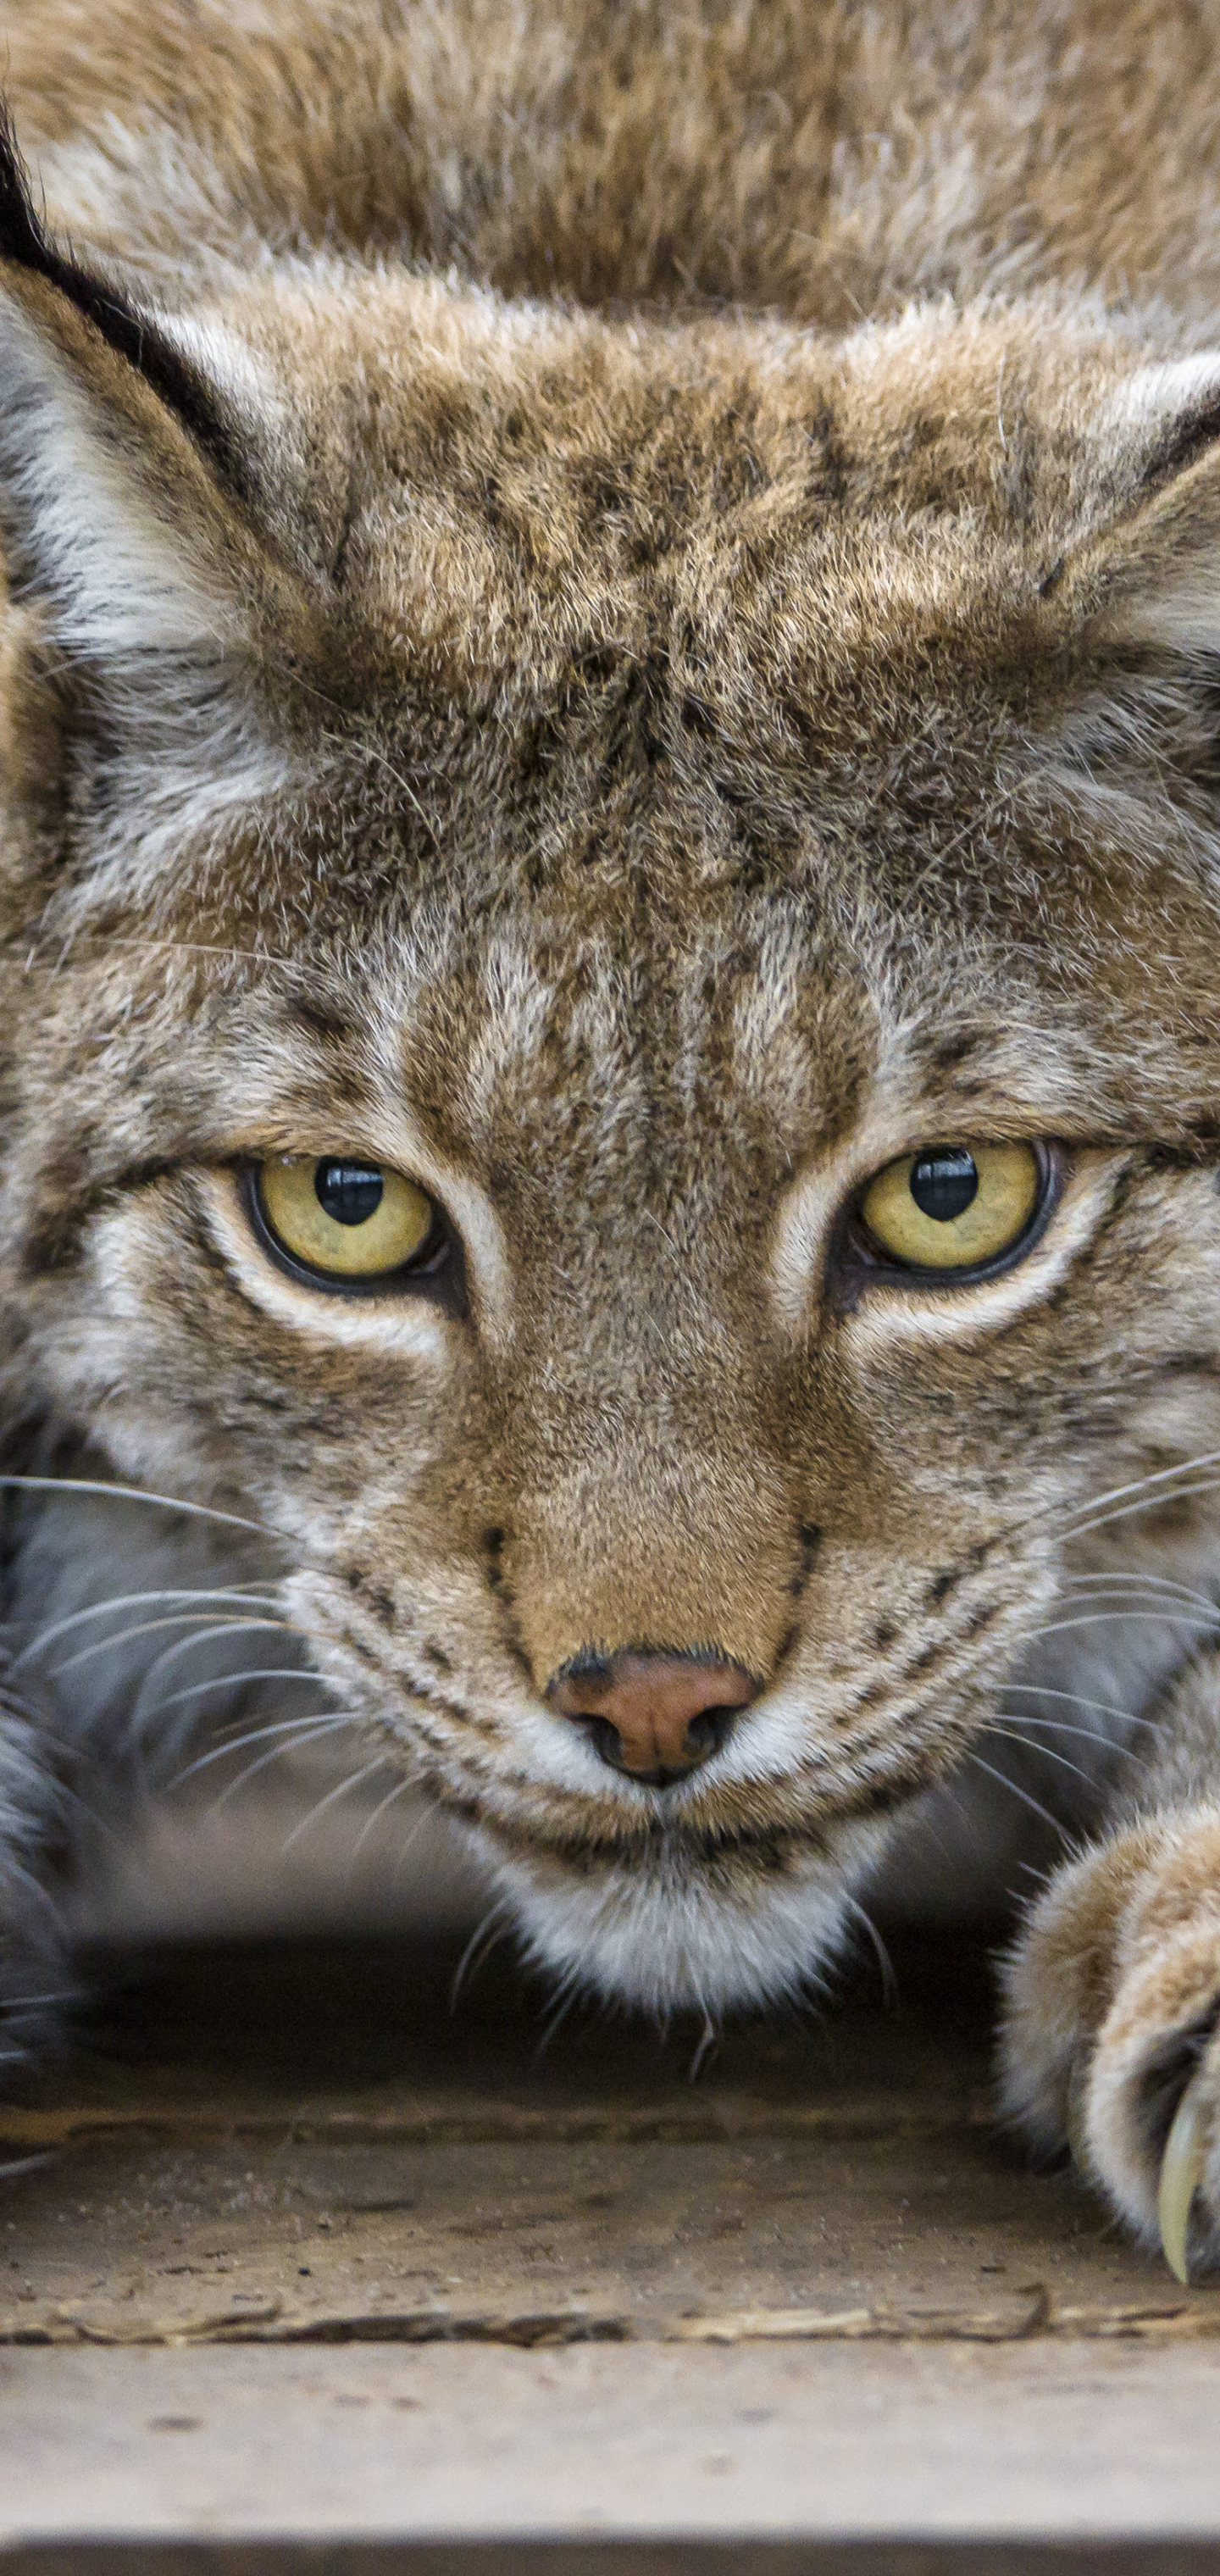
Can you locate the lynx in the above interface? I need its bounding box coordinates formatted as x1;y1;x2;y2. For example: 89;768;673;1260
7;0;1220;2279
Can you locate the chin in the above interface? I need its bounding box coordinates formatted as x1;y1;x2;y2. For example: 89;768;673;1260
477;1815;894;2019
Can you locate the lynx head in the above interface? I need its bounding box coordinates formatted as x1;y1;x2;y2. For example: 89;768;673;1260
4;127;1220;2011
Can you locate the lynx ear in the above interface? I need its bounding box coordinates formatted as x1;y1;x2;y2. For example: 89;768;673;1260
1063;361;1220;648
1032;361;1220;847
0;113;298;872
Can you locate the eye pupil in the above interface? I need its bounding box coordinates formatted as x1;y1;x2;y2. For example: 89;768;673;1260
909;1147;979;1224
313;1160;385;1227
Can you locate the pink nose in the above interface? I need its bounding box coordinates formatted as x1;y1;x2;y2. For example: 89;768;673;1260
548;1650;757;1785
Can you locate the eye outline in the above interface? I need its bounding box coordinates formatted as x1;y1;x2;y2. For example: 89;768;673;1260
833;1139;1067;1300
237;1156;468;1313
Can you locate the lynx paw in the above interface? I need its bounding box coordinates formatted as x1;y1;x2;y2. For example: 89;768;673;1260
1000;1810;1220;2279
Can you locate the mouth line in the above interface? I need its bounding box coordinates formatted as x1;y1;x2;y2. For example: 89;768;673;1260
451;1766;924;1872
368;1621;1016;1860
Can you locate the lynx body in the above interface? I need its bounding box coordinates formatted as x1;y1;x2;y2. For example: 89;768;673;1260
3;0;1220;2268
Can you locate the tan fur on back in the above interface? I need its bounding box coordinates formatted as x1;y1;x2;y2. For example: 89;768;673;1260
9;0;1220;324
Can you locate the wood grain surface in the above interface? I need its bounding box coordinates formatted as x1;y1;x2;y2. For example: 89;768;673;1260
4;1926;1220;2562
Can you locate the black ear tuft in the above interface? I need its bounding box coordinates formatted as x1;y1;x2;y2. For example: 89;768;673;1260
0;102;245;493
0;104;55;277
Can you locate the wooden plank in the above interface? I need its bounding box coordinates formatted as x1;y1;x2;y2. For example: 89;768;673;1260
6;2342;1220;2555
3;1929;1220;2563
3;1927;1204;2346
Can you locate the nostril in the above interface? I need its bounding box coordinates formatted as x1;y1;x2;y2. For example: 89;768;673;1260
547;1647;757;1785
574;1708;729;1787
578;1714;632;1776
684;1705;739;1765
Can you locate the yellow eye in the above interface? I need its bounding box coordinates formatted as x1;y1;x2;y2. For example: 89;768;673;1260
858;1141;1043;1274
254;1156;437;1282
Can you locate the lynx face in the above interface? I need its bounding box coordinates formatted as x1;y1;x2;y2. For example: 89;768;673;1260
6;173;1220;2011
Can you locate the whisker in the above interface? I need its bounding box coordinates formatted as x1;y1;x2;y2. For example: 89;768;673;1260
2;1860;62;1924
1050;1573;1220;1610
9;1588;282;1675
999;1711;1149;1751
1057;1448;1220;1532
205;1719;363;1814
150;1666;320;1716
0;1988;86;2009
688;2013;719;2082
0;1473;276;1541
1005;1608;1220;1647
982;1445;1220;1563
52;1613;290;1681
168;1712;353;1789
963;1752;1064;1835
842;1893;898;2008
129;1621;302;1729
451;1898;515;2008
1063;1477;1220;1546
345;1771;416;1864
979;1724;1110;1791
1003;1683;1161;1730
75;931;305;969
533;1965;585;2060
391;1799;442;1882
280;1756;392;1853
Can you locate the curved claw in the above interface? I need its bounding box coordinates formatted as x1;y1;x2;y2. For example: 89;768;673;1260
1158;2077;1209;2285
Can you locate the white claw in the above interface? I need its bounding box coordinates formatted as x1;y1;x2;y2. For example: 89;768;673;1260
1158;2077;1209;2285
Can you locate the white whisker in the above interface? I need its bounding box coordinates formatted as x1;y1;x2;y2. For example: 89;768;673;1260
0;1472;276;1540
168;1712;353;1789
391;1800;444;1881
451;1898;515;2006
1004;1682;1160;1729
688;2013;719;2083
842;1893;897;2007
979;1724;1107;1791
1064;1477;1220;1546
149;1665;319;1716
52;1613;289;1681
534;1972;584;2058
9;1588;282;1675
1057;1449;1220;1532
1051;1573;1220;1612
963;1752;1063;1835
345;1771;416;1864
280;1756;392;1852
1006;1608;1220;1646
205;1720;362;1813
0;1987;83;2009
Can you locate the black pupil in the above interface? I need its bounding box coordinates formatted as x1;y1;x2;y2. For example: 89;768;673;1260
314;1160;385;1227
909;1146;979;1224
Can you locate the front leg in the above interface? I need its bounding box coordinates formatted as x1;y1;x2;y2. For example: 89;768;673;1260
1001;1652;1220;2278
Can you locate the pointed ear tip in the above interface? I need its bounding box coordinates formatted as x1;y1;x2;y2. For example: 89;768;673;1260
0;98;54;280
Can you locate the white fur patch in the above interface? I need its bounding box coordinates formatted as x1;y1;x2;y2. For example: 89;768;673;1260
486;1817;887;2017
1107;357;1220;436
0;286;299;884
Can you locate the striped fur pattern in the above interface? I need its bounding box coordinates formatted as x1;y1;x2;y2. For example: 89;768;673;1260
5;0;1220;2251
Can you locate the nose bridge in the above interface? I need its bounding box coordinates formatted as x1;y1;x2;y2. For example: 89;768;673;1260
485;1228;801;1687
498;1432;801;1696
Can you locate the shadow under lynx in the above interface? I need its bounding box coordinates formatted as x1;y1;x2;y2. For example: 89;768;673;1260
5;0;1220;2265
